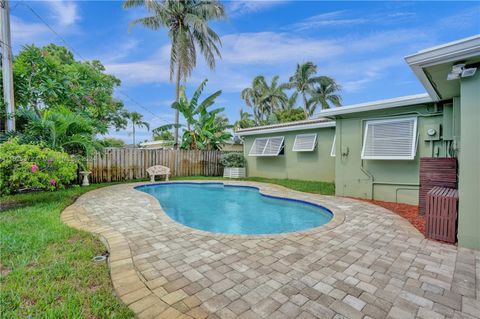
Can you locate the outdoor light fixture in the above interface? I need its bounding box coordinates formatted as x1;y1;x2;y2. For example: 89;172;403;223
461;67;477;77
447;62;477;80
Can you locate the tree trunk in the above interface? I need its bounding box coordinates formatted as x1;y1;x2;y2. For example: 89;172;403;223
132;124;136;147
174;63;181;148
302;92;308;119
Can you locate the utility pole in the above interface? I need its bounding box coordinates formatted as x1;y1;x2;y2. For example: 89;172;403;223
1;0;15;131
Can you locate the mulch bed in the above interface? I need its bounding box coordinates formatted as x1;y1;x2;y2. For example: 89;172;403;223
350;198;425;235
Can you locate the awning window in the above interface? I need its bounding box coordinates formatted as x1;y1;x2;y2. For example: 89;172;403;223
292;133;317;152
249;136;284;156
361;117;417;160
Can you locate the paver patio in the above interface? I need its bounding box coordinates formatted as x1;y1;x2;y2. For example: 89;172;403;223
61;181;480;319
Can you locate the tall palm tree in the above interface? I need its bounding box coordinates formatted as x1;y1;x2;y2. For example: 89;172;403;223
260;75;288;115
234;109;255;130
309;76;342;114
241;75;287;123
128;112;150;146
123;0;226;146
286;62;323;117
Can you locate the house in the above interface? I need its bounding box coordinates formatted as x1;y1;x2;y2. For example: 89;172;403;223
236;118;336;183
236;35;480;249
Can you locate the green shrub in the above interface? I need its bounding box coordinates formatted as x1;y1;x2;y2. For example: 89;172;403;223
220;152;245;168
0;140;77;195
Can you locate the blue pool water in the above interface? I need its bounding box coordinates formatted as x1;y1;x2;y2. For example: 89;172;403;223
136;183;332;234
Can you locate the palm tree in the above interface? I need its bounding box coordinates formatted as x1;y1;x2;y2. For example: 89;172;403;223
123;0;226;146
308;76;342;113
234;109;255;130
241;75;287;123
128;112;149;146
286;62;323;117
241;75;267;122
283;91;299;111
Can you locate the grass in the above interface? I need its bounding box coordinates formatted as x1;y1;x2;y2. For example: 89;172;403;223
171;176;335;195
0;184;134;319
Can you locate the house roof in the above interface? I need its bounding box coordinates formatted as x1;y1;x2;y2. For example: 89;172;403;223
316;93;432;117
235;118;335;136
405;35;480;101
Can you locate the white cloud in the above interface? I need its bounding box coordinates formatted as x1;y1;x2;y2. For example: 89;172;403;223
48;0;80;27
221;32;343;64
227;0;288;16
291;11;368;31
10;16;49;43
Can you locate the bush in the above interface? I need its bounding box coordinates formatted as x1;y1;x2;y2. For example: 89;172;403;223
220;152;245;168
0;140;78;195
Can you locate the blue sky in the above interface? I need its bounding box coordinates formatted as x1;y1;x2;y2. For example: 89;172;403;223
10;1;480;142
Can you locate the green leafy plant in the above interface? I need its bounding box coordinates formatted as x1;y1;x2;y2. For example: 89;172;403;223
220;152;245;168
0;44;128;134
0;140;77;195
154;79;232;150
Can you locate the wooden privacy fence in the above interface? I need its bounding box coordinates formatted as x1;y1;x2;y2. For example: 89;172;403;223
88;148;225;183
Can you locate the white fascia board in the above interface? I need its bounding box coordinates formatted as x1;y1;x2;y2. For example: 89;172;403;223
316;94;432;117
236;121;335;136
405;35;480;101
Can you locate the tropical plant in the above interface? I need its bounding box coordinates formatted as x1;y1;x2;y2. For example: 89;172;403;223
241;75;287;123
99;137;125;148
0;140;77;195
153;129;174;141
154;79;232;150
309;76;342;112
274;108;306;123
123;0;226;145
128;112;150;146
0;44;128;133
220;152;245;168
285;61;323;117
10;107;103;169
234;109;255;130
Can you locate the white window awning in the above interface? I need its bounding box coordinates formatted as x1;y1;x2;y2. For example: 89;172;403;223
292;133;317;152
361;117;417;160
249;136;284;156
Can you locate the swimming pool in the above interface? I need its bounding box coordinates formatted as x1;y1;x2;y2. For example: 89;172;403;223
136;183;333;235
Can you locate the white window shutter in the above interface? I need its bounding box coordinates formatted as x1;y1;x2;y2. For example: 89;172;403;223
361;117;417;160
292;134;317;152
249;137;284;156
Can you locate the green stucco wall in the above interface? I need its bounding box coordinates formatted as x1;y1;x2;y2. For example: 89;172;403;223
243;128;335;182
334;103;447;205
458;72;480;249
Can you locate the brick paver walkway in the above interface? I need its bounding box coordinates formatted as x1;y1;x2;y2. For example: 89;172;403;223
61;181;480;319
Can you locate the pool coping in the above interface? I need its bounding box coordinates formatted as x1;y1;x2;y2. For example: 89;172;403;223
133;180;344;239
60;180;429;318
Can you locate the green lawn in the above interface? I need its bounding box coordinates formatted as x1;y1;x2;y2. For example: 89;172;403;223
171;176;335;195
0;184;134;319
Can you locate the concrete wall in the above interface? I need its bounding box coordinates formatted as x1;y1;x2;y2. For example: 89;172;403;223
458;72;480;249
243;128;335;182
334;103;447;205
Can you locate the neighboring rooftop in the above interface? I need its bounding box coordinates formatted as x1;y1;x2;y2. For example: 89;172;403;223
235;118;335;136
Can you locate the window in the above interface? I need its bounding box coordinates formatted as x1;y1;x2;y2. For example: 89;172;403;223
292;133;317;152
361;117;417;160
331;135;336;157
249;136;284;156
